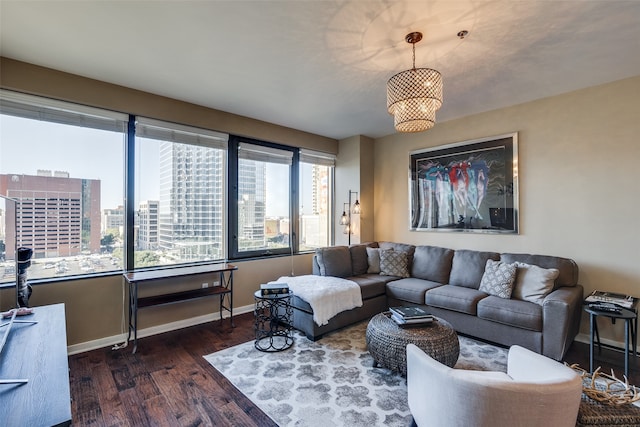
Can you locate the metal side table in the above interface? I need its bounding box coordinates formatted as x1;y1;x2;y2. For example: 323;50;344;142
254;290;294;352
584;304;638;378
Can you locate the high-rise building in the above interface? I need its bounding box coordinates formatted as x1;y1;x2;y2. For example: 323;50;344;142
157;142;224;260
312;164;329;215
138;200;159;250
0;171;101;258
237;160;266;249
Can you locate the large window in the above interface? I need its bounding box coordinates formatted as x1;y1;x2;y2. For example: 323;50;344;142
0;91;335;283
229;137;295;258
133;118;228;268
0;90;127;283
299;149;334;250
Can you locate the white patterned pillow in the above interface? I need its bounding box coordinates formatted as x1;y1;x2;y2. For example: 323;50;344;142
479;259;517;299
379;249;410;278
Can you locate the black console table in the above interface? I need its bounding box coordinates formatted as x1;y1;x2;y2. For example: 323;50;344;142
124;263;237;353
0;303;71;426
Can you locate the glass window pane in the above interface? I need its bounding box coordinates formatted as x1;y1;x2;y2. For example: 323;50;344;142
237;157;290;252
0;114;125;282
134;134;226;268
299;162;332;250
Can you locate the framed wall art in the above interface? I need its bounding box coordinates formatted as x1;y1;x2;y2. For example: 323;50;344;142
409;132;518;233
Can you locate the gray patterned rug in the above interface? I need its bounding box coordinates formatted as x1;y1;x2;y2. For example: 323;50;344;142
205;320;507;427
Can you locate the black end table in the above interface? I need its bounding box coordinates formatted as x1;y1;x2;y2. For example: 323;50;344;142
584;304;638;378
254;290;294;352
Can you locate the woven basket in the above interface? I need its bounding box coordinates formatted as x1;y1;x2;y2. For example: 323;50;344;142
365;312;459;376
577;376;640;426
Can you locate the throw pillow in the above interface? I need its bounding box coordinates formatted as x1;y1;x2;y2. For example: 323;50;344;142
366;247;382;274
379;249;410;278
478;259;517;299
512;262;560;305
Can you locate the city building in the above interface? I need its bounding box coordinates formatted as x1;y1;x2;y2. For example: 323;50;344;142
102;205;124;235
158;142;224;261
137;200;158;250
0;171;101;259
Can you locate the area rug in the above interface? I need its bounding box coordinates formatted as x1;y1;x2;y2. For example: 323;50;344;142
205;321;507;427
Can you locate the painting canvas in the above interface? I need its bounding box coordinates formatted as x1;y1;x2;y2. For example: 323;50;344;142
409;133;518;233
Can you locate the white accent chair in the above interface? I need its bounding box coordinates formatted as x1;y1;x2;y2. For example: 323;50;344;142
406;343;582;427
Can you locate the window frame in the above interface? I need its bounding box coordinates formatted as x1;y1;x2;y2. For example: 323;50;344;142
227;135;299;260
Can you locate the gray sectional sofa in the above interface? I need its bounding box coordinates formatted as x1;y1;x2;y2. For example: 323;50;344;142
293;241;583;361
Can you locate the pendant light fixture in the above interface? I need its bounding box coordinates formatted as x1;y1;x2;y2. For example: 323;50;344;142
387;31;443;133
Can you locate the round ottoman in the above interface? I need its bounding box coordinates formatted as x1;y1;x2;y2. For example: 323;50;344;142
366;312;459;376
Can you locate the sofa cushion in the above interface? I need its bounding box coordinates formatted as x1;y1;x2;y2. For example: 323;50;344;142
500;253;578;288
366;247;382;274
479;259;517;299
449;250;500;289
477;296;543;331
315;246;352;278
425;285;488;315
348;275;387;300
349;244;370;276
511;262;560;305
411;245;454;284
380;249;410;278
386;277;443;305
379;241;416;268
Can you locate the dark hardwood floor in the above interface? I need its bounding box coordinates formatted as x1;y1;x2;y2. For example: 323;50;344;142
69;312;277;427
69;313;640;426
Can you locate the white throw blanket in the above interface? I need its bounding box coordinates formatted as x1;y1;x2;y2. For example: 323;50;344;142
272;275;363;326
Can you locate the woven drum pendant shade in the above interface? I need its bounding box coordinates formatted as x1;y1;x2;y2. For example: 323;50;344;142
387;68;443;132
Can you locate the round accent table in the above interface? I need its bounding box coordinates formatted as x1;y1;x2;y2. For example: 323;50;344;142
366;312;459;376
253;290;294;352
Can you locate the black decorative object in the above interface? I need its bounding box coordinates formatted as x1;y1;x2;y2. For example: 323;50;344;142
16;247;33;307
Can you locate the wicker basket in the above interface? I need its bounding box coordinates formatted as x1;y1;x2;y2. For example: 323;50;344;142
365;312;459;376
577;375;640;426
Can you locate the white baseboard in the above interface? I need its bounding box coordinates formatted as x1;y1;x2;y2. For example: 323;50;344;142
67;303;255;355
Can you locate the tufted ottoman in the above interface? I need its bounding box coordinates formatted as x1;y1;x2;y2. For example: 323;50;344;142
366;312;459;376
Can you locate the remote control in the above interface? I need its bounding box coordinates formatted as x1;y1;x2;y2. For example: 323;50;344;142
588;302;622;313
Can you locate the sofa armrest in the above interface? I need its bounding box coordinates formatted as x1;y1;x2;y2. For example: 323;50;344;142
542;284;584;360
312;255;320;275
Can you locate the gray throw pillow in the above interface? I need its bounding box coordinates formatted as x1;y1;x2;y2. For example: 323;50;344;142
379;249;410;278
366;247;382;274
479;259;517;299
512;262;560;305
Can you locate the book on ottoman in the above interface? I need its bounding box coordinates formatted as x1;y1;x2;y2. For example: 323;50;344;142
389;305;433;326
389;305;432;319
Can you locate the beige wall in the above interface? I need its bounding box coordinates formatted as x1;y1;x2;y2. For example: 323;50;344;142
374;75;640;343
335;135;375;245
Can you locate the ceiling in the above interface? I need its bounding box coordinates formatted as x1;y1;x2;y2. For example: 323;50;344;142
1;1;639;140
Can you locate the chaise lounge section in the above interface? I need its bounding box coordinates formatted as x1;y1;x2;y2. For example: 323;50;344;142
293;242;583;360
